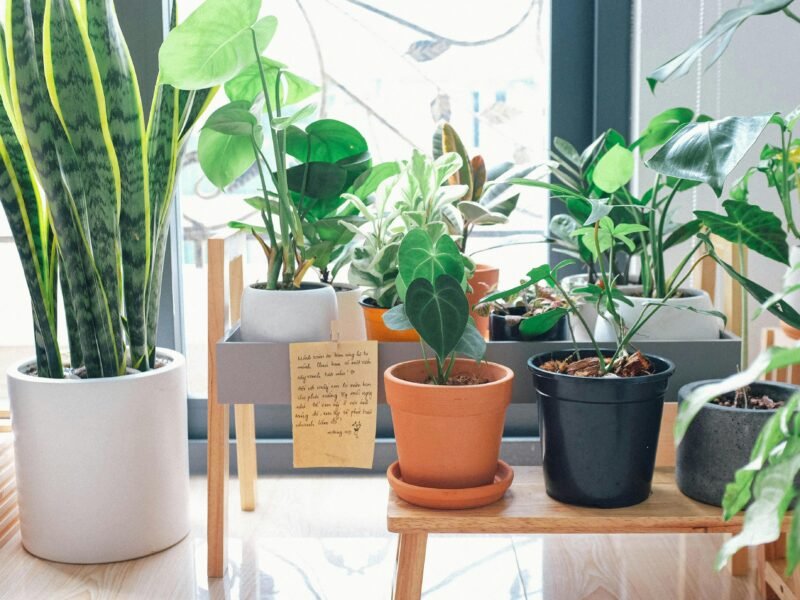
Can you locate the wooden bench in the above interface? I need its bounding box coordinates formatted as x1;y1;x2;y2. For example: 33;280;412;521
387;402;789;600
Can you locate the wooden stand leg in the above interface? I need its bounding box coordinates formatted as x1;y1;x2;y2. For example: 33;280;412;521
726;536;749;577
393;533;427;600
234;404;258;511
756;534;790;600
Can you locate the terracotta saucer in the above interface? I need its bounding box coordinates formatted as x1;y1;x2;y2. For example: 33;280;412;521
387;461;514;510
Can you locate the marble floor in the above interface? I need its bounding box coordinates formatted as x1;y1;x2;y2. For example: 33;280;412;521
0;475;760;599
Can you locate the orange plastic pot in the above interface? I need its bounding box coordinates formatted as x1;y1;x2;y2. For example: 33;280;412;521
360;301;419;342
385;358;513;489
467;264;500;338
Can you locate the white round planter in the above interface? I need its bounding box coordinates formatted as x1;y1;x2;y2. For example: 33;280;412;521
560;274;598;343
334;283;366;341
240;282;338;342
7;348;189;564
594;286;721;342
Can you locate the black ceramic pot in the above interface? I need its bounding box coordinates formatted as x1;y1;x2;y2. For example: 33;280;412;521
529;350;675;508
676;380;798;507
489;307;568;342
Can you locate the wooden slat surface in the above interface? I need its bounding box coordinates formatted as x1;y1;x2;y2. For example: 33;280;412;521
388;467;745;535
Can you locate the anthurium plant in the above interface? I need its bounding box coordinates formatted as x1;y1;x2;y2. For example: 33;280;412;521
380;228;485;383
0;0;213;378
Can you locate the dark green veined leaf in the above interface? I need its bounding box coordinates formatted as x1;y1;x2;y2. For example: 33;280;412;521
86;0;151;369
592;144;634;193
285;119;368;163
696;200;788;264
405;274;468;362
45;0;126;370
519;307;568;338
646;114;772;196
224;57;319;107
647;0;792;91
286;161;347;203
663;219;701;250
335;151;372;190
397;228;464;295
158;0;277;89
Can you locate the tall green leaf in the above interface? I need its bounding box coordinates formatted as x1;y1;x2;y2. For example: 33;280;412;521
405;274;469;362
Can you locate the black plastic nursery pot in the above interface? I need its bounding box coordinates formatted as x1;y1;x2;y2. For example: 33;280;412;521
676;380;798;507
528;350;675;508
489;307;568;342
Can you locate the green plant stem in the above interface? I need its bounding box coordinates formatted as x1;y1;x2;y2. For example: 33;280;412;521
665;238;704;292
784;7;800;24
780;129;800;238
620;188;651;295
739;241;749;368
656;181;681;297
553;278;605;372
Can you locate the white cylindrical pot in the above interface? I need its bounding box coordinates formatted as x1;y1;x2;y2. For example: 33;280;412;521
240;282;338;342
560;274;597;342
334;283;366;341
8;349;189;564
594;286;722;342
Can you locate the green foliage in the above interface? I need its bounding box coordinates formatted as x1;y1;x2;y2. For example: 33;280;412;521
592;145;634;194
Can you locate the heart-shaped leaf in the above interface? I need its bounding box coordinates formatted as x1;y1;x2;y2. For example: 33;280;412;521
696;200;788;264
592;144;634;193
203;101;260;137
405;274;468;361
519;308;568;338
398;227;464;291
159;0;277;89
285;162;348;201
646;115;772;196
285;119;368;163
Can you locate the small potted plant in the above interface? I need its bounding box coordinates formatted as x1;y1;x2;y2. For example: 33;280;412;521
3;0;213;562
432;122;539;337
474;284;569;342
344;150;468;341
381;228;514;509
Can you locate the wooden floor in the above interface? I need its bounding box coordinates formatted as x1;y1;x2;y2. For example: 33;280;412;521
0;475;759;599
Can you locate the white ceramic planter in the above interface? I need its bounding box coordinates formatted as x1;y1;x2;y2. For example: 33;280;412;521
594;286;722;342
334;283;366;341
560;274;598;343
240;282;338;342
7;348;189;564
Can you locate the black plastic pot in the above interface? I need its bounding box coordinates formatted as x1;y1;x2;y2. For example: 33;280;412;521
489;307;568;342
528;350;675;508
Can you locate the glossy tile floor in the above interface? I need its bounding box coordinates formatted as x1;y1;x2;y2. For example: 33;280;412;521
0;475;759;599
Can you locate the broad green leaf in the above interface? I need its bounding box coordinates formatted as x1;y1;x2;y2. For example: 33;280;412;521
519;308;568;338
382;303;413;331
632;107;695;153
664;219;701;250
646;114;772;196
347;161;401;198
647;0;792;91
398;228;464;293
203;101;260;136
452;320;486;362
405;274;468;362
271;103;316;130
592;145;634;193
285;161;347;201
224;57;319;107
285;119;368;163
198;126;257;188
158;0;277;89
696;200;788;264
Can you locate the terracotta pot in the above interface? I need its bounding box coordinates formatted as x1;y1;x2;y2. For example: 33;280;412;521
385;358;513;489
360;300;419;342
467;264;500;338
781;321;800;340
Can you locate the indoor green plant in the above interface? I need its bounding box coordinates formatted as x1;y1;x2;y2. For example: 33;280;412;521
381;227;514;508
2;0;213;562
160;0;346;343
473;283;569;342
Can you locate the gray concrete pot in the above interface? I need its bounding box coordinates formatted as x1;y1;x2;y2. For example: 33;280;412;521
676;379;798;507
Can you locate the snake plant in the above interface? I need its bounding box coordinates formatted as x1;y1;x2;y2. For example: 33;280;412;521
0;0;213;379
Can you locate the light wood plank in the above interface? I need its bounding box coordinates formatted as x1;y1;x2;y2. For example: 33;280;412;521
393;532;427;600
656;402;677;468
388;467;745;535
696;253;717;303
234;403;257;511
716;235;745;338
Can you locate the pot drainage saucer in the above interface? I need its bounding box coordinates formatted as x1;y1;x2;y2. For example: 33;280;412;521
387;460;514;510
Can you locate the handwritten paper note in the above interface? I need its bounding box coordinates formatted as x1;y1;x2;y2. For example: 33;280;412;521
289;340;378;468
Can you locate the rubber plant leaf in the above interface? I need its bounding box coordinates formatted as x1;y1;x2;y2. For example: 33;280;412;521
405;274;468;363
696;200;789;264
432;122;472;197
159;0;277;89
646;114;772;196
647;0;792;91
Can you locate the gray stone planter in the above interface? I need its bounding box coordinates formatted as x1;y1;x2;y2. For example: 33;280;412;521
676;379;798;507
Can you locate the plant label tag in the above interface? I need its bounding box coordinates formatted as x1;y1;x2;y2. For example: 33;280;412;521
289;340;378;468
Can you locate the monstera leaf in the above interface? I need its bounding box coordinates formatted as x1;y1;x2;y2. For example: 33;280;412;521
696;200;789;264
646;114;772;196
405;274;469;362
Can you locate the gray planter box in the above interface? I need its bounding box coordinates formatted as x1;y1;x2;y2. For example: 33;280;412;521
216;328;741;407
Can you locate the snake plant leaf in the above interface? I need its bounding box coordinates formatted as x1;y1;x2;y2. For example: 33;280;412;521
179;87;219;143
158;0;277;89
519;307;568;338
285;119;368;163
405;274;469;362
696;200;789;264
592;144;634;193
86;0;151;369
646;114;772;196
647;0;792;91
224;57;319;107
10;0;122;377
397;227;464;294
45;0;127;366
